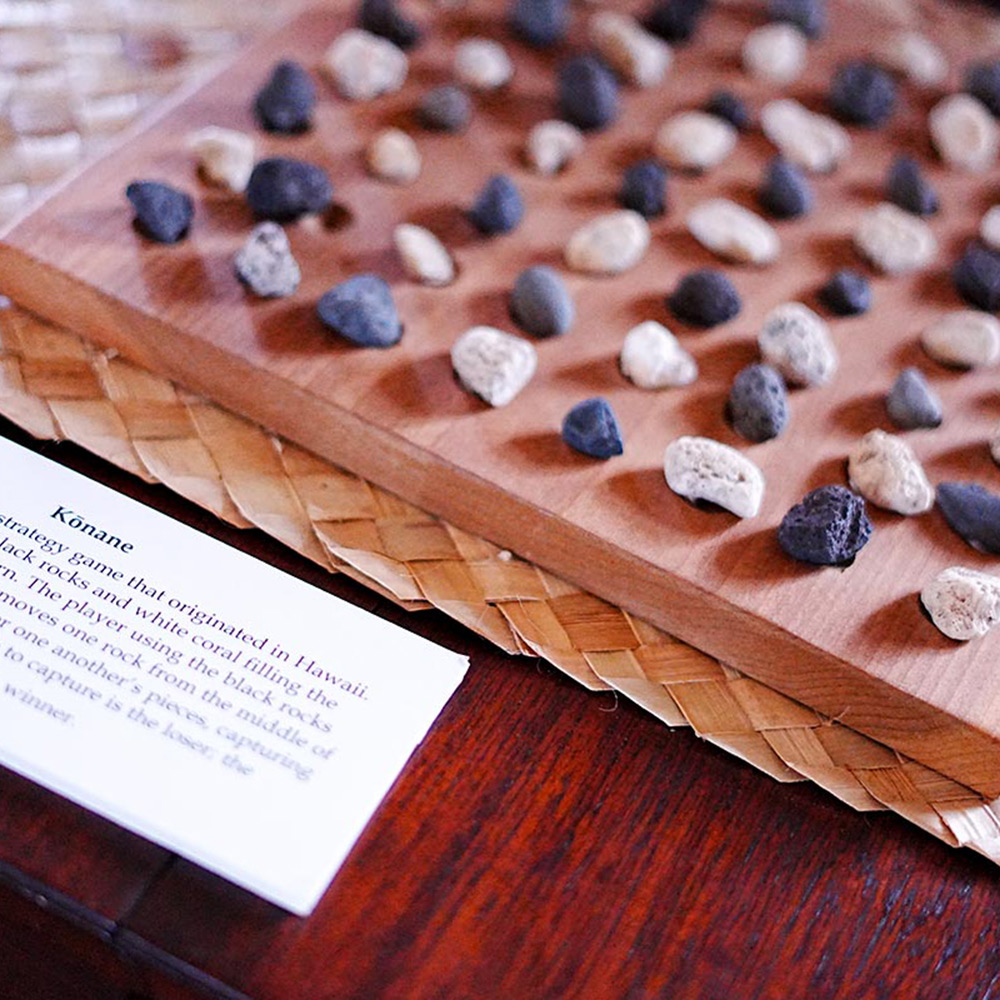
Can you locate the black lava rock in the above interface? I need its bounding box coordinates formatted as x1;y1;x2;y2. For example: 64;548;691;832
668;270;741;328
758;157;812;219
768;0;825;38
728;364;788;442
953;242;1000;312
704;90;750;131
558;55;618;131
828;60;897;127
644;0;709;44
619;159;668;218
245;158;333;222
561;397;623;458
937;482;1000;554
886;155;938;216
317;274;402;347
359;0;421;49
126;181;193;243
885;367;943;429
509;0;569;48
419;85;471;132
509;266;574;338
818;269;871;316
253;60;315;134
778;485;873;566
965;60;1000;118
469;175;524;235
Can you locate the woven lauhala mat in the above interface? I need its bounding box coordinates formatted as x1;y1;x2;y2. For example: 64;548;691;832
0;0;999;866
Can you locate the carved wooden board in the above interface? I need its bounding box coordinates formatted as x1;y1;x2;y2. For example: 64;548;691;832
3;0;1000;792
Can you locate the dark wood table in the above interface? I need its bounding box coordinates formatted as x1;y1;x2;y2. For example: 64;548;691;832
2;420;999;1000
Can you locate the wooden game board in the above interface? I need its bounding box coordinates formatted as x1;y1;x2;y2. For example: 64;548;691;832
3;0;1000;792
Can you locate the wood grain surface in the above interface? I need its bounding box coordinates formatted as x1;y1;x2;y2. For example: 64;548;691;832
4;425;1000;999
2;0;1000;795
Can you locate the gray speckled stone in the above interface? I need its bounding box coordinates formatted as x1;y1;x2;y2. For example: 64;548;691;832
254;60;316;134
558;54;619;130
317;274;401;347
126;181;193;243
469;175;524;235
509;266;574;338
419;84;472;132
235;222;301;298
937;482;1000;554
757;302;837;386
727;364;788;442
245;157;333;221
885;367;942;428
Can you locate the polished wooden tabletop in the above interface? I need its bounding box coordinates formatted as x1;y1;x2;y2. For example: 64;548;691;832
2;420;1000;1000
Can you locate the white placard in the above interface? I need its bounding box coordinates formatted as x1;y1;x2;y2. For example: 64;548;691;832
0;437;467;915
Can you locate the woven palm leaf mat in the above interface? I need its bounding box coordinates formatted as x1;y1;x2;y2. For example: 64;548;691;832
0;0;999;867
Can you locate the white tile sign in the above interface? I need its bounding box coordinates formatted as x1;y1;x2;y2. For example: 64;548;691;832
0;437;467;914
